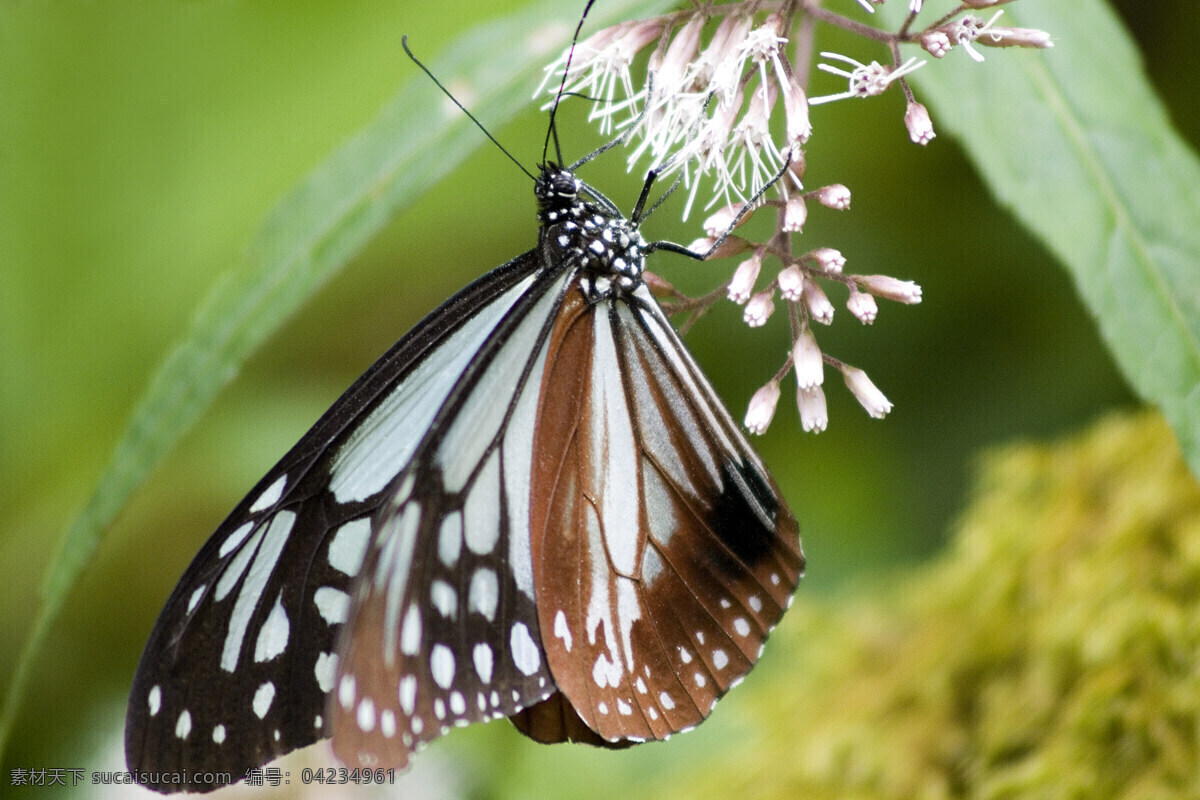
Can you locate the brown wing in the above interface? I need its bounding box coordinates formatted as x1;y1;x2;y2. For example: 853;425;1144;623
523;283;804;745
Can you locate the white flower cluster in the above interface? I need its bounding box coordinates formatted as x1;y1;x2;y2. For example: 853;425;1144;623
538;0;1050;434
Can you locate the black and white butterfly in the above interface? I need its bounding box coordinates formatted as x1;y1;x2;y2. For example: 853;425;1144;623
125;24;804;798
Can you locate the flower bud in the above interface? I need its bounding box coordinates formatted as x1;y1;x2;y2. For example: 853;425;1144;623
743;289;776;327
847;288;878;324
859;274;923;304
815;184;851;210
811;247;845;273
744;381;782;434
802;280;835;324
793;328;824;389
797;385;828;433
842;366;892;419
905;101;936;145
777;265;804;301
727;251;763;304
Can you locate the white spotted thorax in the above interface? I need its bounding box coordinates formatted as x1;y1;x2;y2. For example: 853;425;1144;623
535;165;646;302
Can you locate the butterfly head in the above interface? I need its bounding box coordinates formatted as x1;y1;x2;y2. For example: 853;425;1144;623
536;164;646;301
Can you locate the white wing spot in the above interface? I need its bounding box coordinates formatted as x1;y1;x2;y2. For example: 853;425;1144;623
770;573;781;586
679;647;693;664
315;652;337;693
399;675;417;716
148;686;162;716
357;698;376;732
477;693;487;712
187;585;205;614
315;714;323;729
400;605;422;655
734;617;751;637
696;631;705;645
748;595;763;613
221;512;295;672
719;598;732;609
510;622;541;676
649;707;659;721
381;709;396;738
314;586;349;626
468;568;499;621
490;691;500;707
598;701;608;715
450;691;466;716
434;698;446;720
218;521;254;558
254;593;290;663
694;673;707;688
249;475;287;513
328;518;371;576
713;649;729;670
438;512;463;567
659;692;675;710
553;609;573;652
617;699;632;716
175;710;192;739
473;643;494;684
338;675;356;709
431;644;456;689
412;716;424;735
253;682;276;719
431;580;457;619
212;724;226;744
636;677;647;694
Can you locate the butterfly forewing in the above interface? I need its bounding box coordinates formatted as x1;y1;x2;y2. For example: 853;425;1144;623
327;268;577;768
126;253;547;792
529;284;803;744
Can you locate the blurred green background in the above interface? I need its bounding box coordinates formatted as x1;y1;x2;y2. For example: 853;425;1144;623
1;1;1195;797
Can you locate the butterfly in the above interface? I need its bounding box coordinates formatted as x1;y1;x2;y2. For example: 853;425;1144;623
125;28;804;799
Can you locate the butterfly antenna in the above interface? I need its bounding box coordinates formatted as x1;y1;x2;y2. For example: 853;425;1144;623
402;35;535;181
542;0;598;167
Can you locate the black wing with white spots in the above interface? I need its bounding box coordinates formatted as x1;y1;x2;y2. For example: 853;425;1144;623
125;251;550;793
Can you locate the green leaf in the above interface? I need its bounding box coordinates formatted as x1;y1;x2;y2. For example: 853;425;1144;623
0;0;675;761
899;0;1200;475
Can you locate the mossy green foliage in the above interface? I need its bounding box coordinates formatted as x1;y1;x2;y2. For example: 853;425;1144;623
666;412;1200;799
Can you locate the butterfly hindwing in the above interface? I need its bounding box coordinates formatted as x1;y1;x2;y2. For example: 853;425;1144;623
528;284;803;744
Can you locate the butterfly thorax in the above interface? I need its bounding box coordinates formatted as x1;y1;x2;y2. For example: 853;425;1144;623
536;165;646;302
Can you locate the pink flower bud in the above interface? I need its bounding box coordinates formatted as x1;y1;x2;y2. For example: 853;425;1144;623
803;280;835;325
859;274;923;304
727;251;763;304
782;195;808;233
920;30;951;58
905;101;935;145
797;385;828;433
842;366;892;419
815;184;851;210
777;265;804;301
743;289;776;327
782;81;811;146
847;288;878;324
792;328;823;389
811;247;845;273
744;381;781;434
703;204;742;237
690;235;752;260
